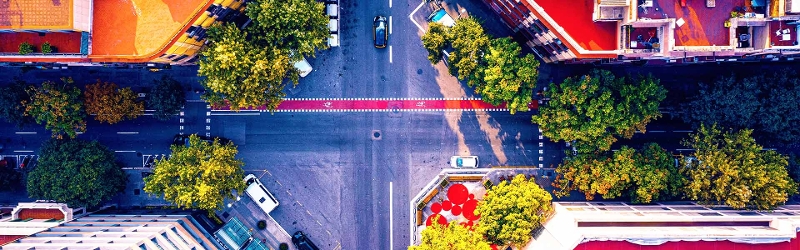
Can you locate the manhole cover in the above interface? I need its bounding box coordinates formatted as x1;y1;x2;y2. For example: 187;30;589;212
371;130;382;140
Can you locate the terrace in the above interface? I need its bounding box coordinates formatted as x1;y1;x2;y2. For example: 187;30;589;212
636;0;755;46
0;32;82;55
769;20;800;46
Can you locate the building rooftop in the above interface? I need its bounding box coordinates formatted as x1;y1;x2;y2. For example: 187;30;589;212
0;0;73;30
0;32;82;54
532;0;618;51
90;0;211;60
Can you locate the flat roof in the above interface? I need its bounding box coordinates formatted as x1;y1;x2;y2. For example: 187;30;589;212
534;0;617;51
641;0;736;46
0;32;82;54
0;0;72;30
90;0;210;60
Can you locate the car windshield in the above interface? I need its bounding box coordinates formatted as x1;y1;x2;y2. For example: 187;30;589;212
456;158;463;166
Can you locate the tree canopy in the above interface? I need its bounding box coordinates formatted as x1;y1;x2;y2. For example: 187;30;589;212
475;174;552;247
409;217;492;250
148;76;186;121
532;70;666;152
245;0;329;57
26;139;127;208
84;81;144;124
478;38;538;114
0;160;22;192
448;17;490;81
23;78;86;139
553;143;682;203
144;134;246;213
421;22;450;65
681;124;797;210
682;70;800;144
199;23;294;111
0;80;33;128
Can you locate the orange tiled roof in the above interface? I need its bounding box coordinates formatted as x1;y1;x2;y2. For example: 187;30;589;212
0;0;73;30
89;0;212;61
17;208;65;220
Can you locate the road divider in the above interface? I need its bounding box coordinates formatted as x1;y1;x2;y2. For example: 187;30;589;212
390;181;394;249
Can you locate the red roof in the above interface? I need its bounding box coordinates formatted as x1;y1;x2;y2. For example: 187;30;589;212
17;208;65;220
0;235;24;246
575;232;800;250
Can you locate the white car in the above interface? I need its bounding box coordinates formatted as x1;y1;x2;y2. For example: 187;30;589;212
244;174;280;214
450;156;478;168
293;56;313;77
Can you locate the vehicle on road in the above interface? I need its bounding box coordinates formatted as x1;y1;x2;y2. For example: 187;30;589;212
172;134;231;147
450;156;478;168
373;16;388;48
294;56;313;77
428;8;455;27
291;231;320;250
244;174;280;214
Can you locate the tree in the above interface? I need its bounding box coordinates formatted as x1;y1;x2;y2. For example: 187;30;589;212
84;81;144;124
23;78;86;139
41;42;53;54
26;139;128;208
421;22;450;64
409;217;492;250
682;71;800;144
245;0;329;57
19;42;33;55
478;38;538;114
475;174;552;247
532;70;666;152
0;80;33;128
148;76;186;121
199;23;293;111
681;124;797;210
448;17;490;81
553;144;682;204
0;161;22;192
144;134;246;213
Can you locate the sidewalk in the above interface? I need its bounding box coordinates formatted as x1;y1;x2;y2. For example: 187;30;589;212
217;196;295;250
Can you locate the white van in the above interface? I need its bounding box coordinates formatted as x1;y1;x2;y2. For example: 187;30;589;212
244;174;279;214
294;57;313;77
450;156;478;168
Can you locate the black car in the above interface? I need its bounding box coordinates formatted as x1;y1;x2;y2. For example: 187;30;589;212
373;16;388;48
291;231;320;250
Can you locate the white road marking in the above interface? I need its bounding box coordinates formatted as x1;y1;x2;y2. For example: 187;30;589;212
389;16;393;34
409;0;425;32
13;150;33;153
114;151;136;153
650;130;666;133
389;45;393;63
209;113;261;116
14;132;36;135
117;132;139;135
389;0;392;8
390;181;394;250
673;130;694;133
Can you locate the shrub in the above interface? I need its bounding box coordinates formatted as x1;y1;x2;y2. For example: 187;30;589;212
19;42;33;55
41;42;52;54
256;220;266;230
279;243;289;250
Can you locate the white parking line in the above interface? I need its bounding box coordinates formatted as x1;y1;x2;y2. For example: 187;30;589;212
409;0;425;32
389;16;393;34
389;181;394;250
117;132;139;135
13;150;33;153
114;151;136;153
389;46;393;63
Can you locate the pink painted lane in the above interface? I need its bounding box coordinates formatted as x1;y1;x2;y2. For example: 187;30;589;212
212;98;538;112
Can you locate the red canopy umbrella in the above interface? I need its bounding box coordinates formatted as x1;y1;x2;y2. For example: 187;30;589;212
447;184;469;205
462;199;480;221
451;204;462;216
491;244;499;250
442;200;452;211
431;202;442;214
425;214;447;226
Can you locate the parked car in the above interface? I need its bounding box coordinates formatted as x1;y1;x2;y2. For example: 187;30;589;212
291;231;320;250
373;16;388;48
244;174;280;214
450;156;478;168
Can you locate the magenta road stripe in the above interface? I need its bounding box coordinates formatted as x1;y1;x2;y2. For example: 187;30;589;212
211;99;528;111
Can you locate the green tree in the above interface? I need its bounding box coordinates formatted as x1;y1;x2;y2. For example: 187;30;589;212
0;80;33;128
475;174;552;247
409;217;492;250
19;42;33;55
245;0;329;57
478;38;538;114
23;78;86;139
682;71;800;143
553;144;682;203
199;23;293;111
681;124;797;210
532;70;666;152
448;17;490;81
148;76;186;121
421;22;450;64
26;139;128;208
41;42;52;54
144;134;246;213
0;162;22;192
84;81;144;124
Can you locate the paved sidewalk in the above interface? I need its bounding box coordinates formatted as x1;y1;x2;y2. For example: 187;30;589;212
218;196;295;250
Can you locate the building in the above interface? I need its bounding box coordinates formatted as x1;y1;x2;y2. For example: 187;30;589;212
484;0;800;64
0;0;247;65
0;202;75;246
527;201;800;250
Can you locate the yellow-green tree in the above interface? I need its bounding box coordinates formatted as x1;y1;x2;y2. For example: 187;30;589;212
23;78;86;139
478;37;538;114
681;124;797;210
410;217;491;250
144;134;246;213
475;174;552;247
84;81;144;124
421;22;450;64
